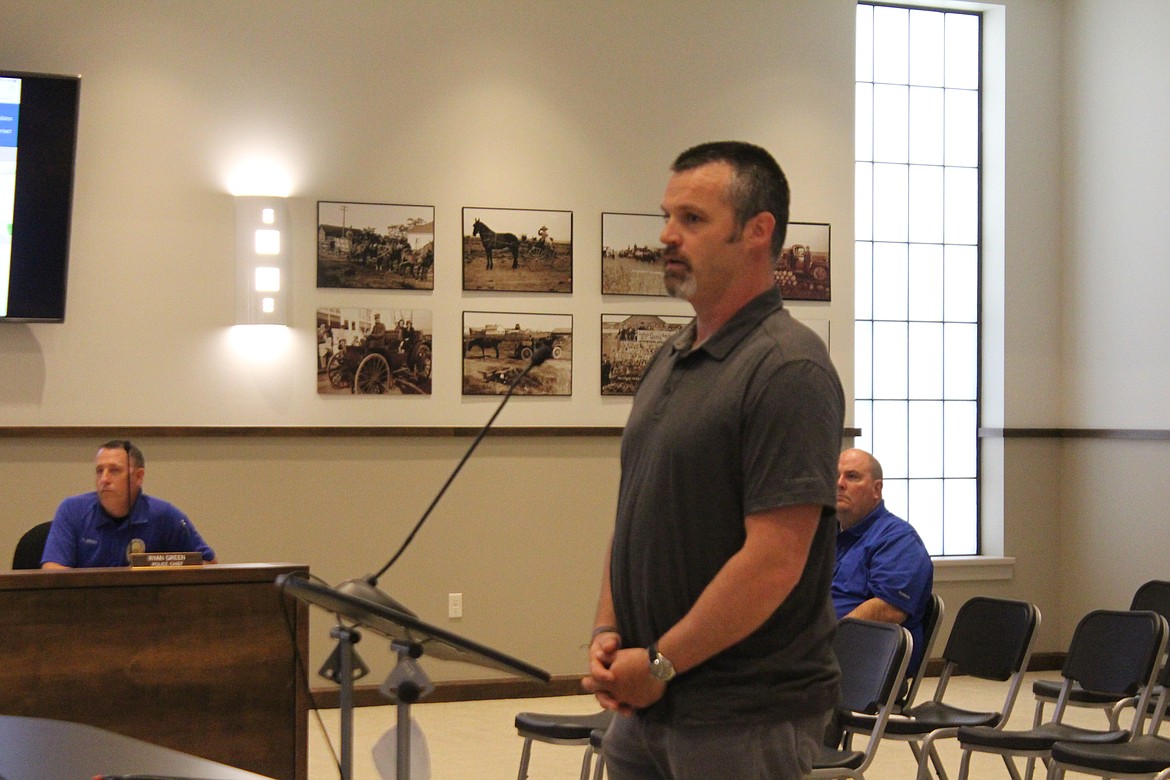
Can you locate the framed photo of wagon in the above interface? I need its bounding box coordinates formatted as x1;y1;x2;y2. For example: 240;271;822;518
775;221;831;302
462;207;572;293
601;313;690;396
601;212;667;296
317;306;433;395
317;201;435;290
462;311;573;396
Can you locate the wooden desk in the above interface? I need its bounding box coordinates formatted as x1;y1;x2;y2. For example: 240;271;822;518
0;563;308;780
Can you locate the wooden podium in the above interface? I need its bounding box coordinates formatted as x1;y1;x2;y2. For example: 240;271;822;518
0;563;308;780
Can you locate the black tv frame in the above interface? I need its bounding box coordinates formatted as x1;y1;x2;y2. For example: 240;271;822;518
1;69;80;323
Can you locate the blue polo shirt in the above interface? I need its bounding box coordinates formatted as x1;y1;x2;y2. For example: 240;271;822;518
832;500;933;673
41;492;216;568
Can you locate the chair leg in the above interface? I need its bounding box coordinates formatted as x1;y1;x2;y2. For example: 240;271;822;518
592;747;606;780
517;737;533;780
914;733;951;780
1004;754;1026;780
579;745;595;780
956;748;974;780
928;744;950;780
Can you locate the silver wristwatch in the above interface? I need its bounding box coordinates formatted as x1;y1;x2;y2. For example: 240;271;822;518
647;643;676;682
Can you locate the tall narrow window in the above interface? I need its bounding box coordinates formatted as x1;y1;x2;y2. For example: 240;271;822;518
855;3;981;555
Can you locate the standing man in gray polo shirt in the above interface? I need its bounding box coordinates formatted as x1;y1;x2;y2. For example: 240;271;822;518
582;141;845;780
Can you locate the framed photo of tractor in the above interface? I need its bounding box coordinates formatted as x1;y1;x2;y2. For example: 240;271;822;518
601;212;666;296
462;207;573;293
317;201;434;290
775;221;831;302
462;311;573;396
600;313;690;396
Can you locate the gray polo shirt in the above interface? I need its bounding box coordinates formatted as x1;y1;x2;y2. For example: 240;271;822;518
610;287;844;725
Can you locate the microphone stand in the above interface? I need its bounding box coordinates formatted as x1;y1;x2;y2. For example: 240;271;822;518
336;342;554;607
325;343;554;780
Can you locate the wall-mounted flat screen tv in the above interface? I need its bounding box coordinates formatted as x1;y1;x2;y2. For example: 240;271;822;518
1;70;80;323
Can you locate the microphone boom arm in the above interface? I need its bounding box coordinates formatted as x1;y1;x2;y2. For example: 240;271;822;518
364;343;553;588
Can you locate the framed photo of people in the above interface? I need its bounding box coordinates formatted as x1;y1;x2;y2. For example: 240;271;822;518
317;307;433;395
316;201;434;290
600;313;690;396
462;207;573;293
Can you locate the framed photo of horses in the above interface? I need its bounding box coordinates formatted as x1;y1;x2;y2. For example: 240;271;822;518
317;201;435;290
317;306;433;395
601;212;668;296
775;221;831;301
462;311;573;396
601;313;690;395
462;207;573;293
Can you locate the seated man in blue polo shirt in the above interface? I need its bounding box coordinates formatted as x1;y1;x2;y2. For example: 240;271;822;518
832;448;933;675
41;440;217;569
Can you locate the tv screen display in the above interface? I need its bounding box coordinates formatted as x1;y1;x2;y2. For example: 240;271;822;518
0;69;80;322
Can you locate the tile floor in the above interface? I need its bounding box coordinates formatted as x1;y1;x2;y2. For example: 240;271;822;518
306;671;1121;780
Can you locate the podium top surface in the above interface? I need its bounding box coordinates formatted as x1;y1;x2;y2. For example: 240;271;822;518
0;715;275;780
0;562;308;591
277;573;551;682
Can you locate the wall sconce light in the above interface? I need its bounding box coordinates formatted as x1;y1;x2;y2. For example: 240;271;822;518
235;196;289;325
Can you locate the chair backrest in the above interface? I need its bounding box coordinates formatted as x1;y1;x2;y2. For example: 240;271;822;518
942;596;1040;681
835;618;913;716
11;521;52;569
1131;581;1170;621
898;593;944;709
816;618;912;778
1063;609;1166;699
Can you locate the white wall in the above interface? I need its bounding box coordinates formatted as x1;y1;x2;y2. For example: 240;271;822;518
1054;1;1170;628
0;0;855;428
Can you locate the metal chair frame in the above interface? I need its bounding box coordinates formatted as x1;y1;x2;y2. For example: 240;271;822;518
955;609;1168;780
1032;581;1170;731
811;618;913;780
841;596;1041;780
514;709;613;780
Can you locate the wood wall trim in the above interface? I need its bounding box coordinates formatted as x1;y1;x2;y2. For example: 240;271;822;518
980;428;1170;441
0;426;625;438
310;651;1067;709
0;426;864;439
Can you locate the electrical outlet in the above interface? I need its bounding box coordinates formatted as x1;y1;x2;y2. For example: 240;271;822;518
448;592;463;619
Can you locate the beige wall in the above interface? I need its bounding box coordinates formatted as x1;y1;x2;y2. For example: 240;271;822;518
2;0;1166;686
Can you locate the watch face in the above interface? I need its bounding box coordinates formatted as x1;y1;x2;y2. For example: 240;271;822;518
650;653;675;681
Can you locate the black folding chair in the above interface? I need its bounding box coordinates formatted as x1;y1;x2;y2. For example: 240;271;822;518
1032;581;1170;730
1048;671;1170;780
841;596;1041;780
811;618;913;780
514;708;613;780
955;609;1168;780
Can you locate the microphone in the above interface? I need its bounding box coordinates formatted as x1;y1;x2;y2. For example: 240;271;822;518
338;343;554;611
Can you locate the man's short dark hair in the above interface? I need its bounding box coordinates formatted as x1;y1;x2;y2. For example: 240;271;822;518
671;141;790;260
101;439;144;470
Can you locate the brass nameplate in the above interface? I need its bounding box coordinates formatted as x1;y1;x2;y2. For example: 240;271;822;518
129;552;204;568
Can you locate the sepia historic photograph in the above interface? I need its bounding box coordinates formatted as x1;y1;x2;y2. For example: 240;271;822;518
317;307;433;395
775;221;831;301
601;212;667;296
462;311;572;396
462;207;572;293
317;201;435;290
600;313;690;395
